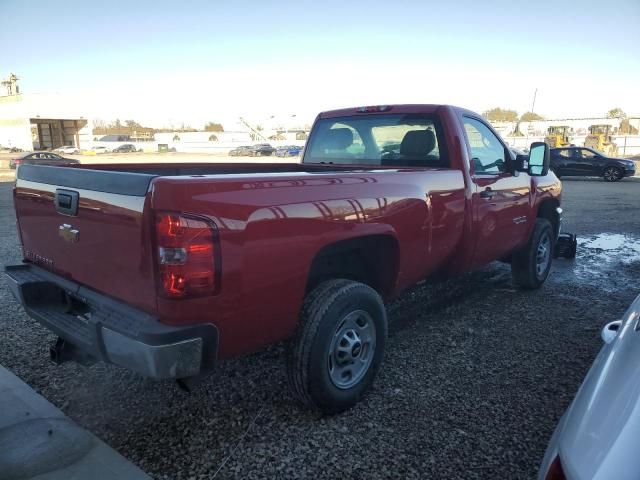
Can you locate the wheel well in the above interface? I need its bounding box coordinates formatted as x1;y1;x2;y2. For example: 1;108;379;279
306;235;399;298
537;199;560;238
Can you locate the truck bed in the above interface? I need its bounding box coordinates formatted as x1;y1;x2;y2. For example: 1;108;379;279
13;162;467;358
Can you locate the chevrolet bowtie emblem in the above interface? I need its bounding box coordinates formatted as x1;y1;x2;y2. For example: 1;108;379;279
58;224;79;243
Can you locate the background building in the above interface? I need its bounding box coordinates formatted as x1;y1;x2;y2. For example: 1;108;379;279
0;74;91;151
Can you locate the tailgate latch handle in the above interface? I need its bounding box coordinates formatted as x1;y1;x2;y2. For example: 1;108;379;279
55;189;79;216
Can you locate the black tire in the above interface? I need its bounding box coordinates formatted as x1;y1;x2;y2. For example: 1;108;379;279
287;279;387;414
511;218;554;289
603;166;622;182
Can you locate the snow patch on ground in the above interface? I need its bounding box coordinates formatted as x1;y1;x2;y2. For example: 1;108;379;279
579;233;640;264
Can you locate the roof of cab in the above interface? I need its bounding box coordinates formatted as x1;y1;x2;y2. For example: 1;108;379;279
318;104;443;119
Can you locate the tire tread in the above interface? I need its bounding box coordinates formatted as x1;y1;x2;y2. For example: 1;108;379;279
286;279;385;411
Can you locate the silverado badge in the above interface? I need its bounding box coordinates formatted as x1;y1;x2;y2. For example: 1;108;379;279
58;224;79;243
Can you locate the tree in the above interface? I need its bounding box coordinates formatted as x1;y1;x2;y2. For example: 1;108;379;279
607;108;626;119
204;122;224;132
124;119;143;130
520;111;544;121
482;107;518;122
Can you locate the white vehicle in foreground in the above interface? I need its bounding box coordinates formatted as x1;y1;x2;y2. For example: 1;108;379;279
54;145;79;154
539;292;640;480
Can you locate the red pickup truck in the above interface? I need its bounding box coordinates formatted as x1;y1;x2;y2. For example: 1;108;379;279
5;104;563;413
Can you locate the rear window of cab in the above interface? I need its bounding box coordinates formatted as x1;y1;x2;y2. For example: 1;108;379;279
304;114;449;168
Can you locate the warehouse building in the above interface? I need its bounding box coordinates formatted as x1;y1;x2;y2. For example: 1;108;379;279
0;74;91;151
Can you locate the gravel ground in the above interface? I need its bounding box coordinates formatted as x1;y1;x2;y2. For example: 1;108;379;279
1;177;639;479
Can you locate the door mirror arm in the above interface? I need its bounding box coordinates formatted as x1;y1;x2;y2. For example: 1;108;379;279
513;154;529;173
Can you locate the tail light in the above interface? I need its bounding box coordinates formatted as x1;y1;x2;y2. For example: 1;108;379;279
155;212;218;298
13;159;21;165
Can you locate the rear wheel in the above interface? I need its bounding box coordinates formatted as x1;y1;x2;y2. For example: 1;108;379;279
511;218;554;289
287;279;387;414
603;166;622;182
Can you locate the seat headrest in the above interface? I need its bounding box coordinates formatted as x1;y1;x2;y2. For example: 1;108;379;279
400;129;436;157
323;128;353;150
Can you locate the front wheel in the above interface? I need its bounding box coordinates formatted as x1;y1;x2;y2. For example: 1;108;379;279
287;279;387;414
511;218;554;289
603;167;622;182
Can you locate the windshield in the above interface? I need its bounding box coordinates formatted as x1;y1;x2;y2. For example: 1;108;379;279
304;114;448;168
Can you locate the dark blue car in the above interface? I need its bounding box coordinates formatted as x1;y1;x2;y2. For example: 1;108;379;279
275;145;303;157
550;147;636;182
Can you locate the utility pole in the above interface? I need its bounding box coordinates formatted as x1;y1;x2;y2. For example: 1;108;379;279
526;88;538;147
531;88;537;115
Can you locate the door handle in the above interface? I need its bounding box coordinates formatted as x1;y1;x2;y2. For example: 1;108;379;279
480;188;496;199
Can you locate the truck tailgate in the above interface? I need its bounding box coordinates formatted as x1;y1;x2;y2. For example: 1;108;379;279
13;165;158;314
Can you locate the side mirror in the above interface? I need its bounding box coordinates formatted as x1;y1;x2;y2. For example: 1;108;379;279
528;142;550;176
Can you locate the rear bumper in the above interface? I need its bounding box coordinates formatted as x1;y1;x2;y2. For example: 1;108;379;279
4;263;218;379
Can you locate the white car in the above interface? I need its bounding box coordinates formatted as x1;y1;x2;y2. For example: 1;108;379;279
54;145;79;154
539;292;640;480
90;146;111;154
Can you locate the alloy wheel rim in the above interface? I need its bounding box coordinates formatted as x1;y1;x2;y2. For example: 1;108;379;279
328;310;376;389
605;168;619;181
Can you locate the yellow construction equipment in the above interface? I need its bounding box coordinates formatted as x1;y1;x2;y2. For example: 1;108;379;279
584;125;617;155
544;126;572;148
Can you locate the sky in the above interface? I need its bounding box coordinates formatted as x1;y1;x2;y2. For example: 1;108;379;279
1;0;639;128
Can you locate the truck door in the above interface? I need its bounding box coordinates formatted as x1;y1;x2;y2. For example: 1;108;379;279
462;117;532;268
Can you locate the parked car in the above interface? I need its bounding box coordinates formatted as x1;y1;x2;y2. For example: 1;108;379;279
5;104;563;414
112;144;140;153
550;147;636;182
54;145;80;154
90;146;111;154
539;292;640;480
275;145;303;157
249;143;276;156
228;146;253;156
9;152;79;169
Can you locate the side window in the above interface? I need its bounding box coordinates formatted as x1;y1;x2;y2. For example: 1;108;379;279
463;117;507;174
578;149;596;159
557;149;570;158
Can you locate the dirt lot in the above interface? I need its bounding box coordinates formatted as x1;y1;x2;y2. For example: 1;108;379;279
1;176;639;479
